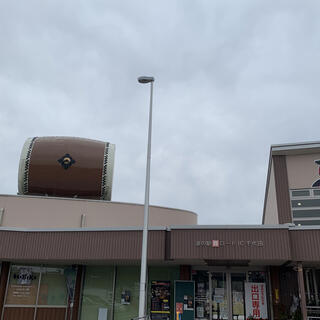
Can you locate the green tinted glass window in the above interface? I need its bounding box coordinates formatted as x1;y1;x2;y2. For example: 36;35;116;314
81;266;115;320
114;266;140;320
39;267;67;306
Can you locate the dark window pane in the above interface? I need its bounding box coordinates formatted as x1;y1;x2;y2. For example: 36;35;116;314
247;271;266;283
314;190;320;196
292;190;310;197
294;220;320;226
292;199;320;208
293;210;320;218
312;180;320;187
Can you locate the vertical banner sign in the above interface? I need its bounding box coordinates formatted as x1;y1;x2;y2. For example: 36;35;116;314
245;283;268;320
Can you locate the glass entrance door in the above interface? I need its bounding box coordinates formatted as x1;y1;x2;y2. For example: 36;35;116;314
211;273;228;320
193;270;210;320
231;273;246;320
193;271;247;320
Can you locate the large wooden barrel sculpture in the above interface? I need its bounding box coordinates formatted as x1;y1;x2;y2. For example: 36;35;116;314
18;137;115;200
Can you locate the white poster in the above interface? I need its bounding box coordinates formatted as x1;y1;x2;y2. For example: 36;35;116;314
244;283;268;320
98;308;108;320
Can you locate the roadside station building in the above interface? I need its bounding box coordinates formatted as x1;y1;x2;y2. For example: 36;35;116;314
0;137;320;320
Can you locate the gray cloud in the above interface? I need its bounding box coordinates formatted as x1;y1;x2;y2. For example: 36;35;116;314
1;0;320;224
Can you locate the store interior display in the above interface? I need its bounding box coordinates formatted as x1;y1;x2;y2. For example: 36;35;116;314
121;291;131;305
192;271;210;320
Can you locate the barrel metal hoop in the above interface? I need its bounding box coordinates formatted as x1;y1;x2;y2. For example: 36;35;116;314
23;137;38;194
101;142;110;200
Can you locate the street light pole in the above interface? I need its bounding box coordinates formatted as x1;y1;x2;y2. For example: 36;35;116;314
138;76;155;320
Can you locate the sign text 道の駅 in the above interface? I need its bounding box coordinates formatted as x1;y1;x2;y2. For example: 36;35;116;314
195;240;264;248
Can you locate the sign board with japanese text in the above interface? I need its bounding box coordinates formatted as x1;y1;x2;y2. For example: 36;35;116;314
170;229;291;261
196;240;264;248
244;282;268;320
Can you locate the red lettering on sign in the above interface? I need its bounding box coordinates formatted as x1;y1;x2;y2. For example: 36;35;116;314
253;309;260;317
251;284;261;319
251;285;259;292
252;293;259;300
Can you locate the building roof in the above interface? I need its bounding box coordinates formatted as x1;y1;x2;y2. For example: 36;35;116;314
262;140;320;224
271;140;320;155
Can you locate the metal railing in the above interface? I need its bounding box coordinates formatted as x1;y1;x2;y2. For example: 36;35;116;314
131;315;151;320
307;306;320;320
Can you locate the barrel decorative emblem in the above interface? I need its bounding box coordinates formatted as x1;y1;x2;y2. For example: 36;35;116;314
58;153;76;170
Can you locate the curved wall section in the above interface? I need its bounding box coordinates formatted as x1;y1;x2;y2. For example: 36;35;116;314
0;195;197;229
18;137;115;200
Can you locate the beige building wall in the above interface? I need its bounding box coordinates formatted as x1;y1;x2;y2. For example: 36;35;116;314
286;153;320;189
264;162;279;224
0;195;197;229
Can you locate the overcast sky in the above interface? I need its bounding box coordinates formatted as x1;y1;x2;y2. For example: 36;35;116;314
0;0;319;225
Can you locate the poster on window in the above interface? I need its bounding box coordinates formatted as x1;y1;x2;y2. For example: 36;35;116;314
244;283;268;320
151;281;170;320
5;267;40;305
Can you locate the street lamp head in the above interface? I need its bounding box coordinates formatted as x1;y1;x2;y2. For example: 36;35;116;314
138;76;154;84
